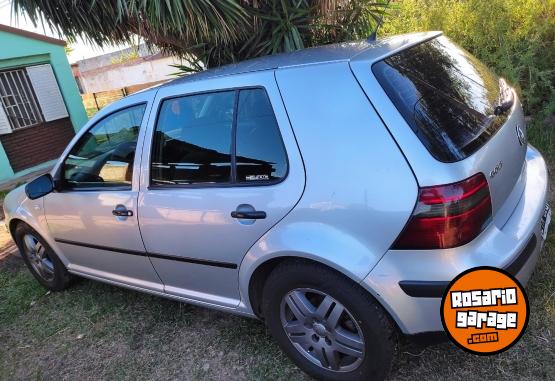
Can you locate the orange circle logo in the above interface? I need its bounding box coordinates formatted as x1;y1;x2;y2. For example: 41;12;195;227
441;267;529;355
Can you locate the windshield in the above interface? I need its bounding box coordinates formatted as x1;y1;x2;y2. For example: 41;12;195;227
373;36;513;162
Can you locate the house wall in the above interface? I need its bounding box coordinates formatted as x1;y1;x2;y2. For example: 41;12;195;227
78;55;181;93
0;143;14;179
0;118;75;173
77;44;156;72
0;29;88;182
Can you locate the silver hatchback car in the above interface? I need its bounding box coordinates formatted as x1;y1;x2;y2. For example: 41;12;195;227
3;32;549;380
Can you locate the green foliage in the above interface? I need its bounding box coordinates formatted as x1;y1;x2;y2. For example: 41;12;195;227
13;0;250;52
381;0;555;120
174;0;316;72
14;0;390;71
312;0;389;43
110;49;140;65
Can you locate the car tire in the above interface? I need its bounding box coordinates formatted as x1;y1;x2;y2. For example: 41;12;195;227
262;259;397;381
14;223;72;291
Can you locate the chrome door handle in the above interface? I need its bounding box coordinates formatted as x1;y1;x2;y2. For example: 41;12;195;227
231;204;266;220
112;205;133;217
231;210;266;219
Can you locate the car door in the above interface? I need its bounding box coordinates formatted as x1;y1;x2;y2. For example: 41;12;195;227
44;97;163;292
138;71;305;307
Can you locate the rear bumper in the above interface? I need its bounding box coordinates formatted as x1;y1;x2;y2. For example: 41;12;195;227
362;145;549;334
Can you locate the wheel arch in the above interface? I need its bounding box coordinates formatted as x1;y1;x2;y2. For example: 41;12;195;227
246;254;402;335
248;255;361;318
6;214;68;267
8;217;24;240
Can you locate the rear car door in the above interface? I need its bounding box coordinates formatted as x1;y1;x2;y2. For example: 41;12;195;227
45;96;163;292
138;71;305;307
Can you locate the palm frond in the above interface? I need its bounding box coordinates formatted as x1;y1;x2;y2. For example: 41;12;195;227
12;0;250;52
12;0;392;70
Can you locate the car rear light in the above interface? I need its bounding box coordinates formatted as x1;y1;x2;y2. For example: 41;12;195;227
392;173;492;250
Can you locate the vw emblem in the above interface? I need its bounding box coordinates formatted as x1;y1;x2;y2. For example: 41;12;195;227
516;124;526;146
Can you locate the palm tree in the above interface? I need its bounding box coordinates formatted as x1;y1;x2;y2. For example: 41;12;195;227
12;0;390;71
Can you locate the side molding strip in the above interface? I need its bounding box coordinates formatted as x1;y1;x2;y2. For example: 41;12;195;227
54;238;238;269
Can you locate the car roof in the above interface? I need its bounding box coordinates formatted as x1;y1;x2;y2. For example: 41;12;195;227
161;31;442;88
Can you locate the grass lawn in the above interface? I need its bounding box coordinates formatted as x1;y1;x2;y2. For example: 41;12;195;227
0;152;554;380
1;198;554;380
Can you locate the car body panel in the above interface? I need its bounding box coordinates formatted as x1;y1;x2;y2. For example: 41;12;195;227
41;90;163;291
238;61;418;305
137;70;306;307
363;145;548;334
2;32;549;336
45;191;164;291
351;44;528;228
4;184;55;259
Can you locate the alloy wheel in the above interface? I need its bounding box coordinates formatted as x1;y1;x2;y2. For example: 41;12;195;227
22;233;54;282
280;288;365;372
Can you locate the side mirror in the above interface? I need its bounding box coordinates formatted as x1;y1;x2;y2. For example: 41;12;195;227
25;174;55;200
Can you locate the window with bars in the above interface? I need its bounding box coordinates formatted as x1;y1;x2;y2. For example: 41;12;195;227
0;68;44;130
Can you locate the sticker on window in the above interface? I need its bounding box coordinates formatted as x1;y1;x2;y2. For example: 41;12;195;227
245;174;269;181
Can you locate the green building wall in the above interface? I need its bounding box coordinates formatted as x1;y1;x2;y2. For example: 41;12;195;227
0;29;88;182
0;143;14;180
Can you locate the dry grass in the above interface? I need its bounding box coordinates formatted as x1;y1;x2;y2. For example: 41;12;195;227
0;169;553;381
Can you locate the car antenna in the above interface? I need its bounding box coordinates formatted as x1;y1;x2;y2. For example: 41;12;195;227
367;0;391;42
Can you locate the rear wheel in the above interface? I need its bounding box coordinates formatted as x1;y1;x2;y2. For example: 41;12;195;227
14;223;72;291
262;260;397;381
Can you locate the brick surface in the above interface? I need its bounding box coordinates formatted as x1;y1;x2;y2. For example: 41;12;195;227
0;118;75;173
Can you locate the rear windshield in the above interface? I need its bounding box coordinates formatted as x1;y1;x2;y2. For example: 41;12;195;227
373;36;512;162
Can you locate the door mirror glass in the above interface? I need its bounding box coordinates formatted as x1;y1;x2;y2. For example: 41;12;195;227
25;174;54;200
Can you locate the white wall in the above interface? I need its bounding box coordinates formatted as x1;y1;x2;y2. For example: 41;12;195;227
79;56;183;93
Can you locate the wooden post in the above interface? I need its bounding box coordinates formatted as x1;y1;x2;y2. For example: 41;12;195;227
93;92;100;111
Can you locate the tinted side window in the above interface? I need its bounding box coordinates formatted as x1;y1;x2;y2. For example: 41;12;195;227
151;91;235;185
236;89;287;183
63;104;146;189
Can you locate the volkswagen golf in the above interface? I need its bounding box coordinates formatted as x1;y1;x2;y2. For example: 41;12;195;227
3;32;550;380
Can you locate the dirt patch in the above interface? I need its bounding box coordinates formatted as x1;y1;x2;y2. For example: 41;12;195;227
0;201;19;271
0;195;5;220
0;190;17;267
0;249;23;273
0;226;16;262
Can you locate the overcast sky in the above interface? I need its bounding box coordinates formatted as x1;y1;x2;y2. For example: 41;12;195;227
0;0;127;63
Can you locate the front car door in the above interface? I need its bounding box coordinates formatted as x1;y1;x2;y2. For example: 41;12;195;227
138;71;305;307
44;94;162;292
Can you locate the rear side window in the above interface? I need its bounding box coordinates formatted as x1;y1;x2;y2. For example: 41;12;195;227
236;89;287;182
373;36;511;162
151;88;287;186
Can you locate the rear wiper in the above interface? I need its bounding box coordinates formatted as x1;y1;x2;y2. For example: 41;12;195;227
494;79;514;116
494;98;514;116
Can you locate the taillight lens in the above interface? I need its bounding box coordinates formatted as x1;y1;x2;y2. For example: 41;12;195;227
393;173;492;250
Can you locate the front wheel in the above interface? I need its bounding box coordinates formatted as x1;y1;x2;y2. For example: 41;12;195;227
14;223;72;291
262;260;397;381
